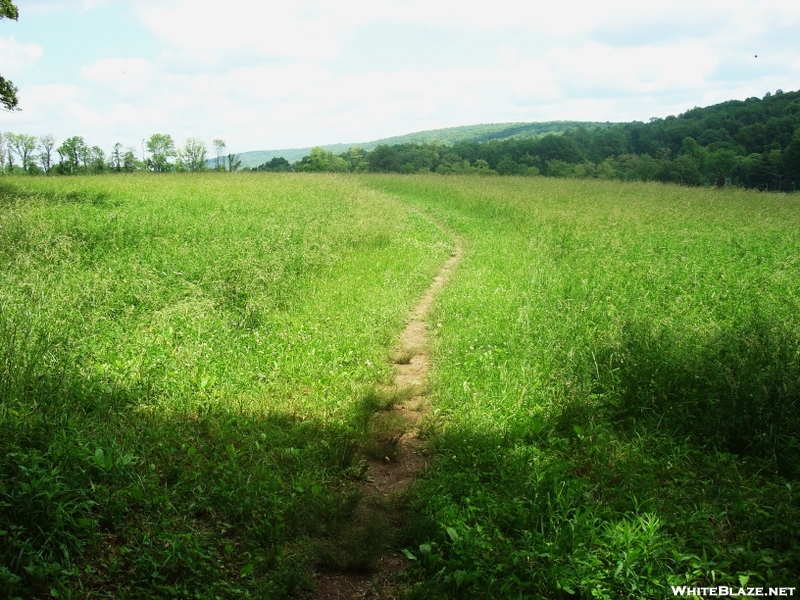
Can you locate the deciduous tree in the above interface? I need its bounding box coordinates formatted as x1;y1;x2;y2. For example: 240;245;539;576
146;133;176;172
38;134;55;174
110;142;123;171
6;132;36;172
213;139;226;170
255;156;291;172
89;146;106;173
295;147;348;172
57;136;87;174
178;138;207;172
1;1;20;111
227;153;242;172
344;146;369;172
784;129;800;186
123;147;137;172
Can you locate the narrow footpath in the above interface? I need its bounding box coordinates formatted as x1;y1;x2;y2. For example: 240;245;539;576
311;226;463;599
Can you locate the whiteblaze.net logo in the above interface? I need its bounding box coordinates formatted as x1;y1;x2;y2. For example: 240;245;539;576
671;586;796;597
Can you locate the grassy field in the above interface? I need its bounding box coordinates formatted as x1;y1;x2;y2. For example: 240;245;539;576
1;173;799;599
0;173;451;598
365;175;800;599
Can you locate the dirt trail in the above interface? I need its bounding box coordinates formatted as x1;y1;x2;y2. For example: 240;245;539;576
310;229;463;599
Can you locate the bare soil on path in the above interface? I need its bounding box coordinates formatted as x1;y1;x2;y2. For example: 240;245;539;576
310;229;463;600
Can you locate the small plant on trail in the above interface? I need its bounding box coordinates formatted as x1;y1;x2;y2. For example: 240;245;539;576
393;348;416;364
364;411;408;462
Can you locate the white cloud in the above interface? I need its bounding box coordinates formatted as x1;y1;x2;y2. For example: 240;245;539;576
11;83;91;121
135;1;361;62
80;57;155;96
25;0;108;15
221;64;335;101
496;45;519;64
546;42;719;95
2;0;799;153
133;0;800;59
0;36;44;76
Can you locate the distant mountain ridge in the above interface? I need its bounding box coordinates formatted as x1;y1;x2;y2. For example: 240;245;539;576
225;121;611;169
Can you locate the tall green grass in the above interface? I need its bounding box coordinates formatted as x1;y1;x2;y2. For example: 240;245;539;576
0;174;451;598
367;176;800;599
4;172;798;598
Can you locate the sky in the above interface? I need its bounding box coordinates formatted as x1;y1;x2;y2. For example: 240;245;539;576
1;0;799;156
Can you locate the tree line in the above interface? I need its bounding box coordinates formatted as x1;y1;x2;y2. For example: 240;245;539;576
5;89;798;190
264;89;800;191
0;133;242;175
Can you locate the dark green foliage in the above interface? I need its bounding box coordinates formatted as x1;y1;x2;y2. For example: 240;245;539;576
0;0;18;19
285;88;800;190
0;75;18;112
368;144;409;173
785;129;800;182
254;156;292;172
1;1;19;111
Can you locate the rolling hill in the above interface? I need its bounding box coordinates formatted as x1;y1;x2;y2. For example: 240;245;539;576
221;120;611;169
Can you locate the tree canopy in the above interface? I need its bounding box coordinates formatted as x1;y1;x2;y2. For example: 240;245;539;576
146;133;176;172
1;0;20;111
281;88;800;190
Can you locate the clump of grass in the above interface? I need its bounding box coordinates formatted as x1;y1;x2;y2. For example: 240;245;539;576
364;411;408;462
360;385;417;413
393;348;416;364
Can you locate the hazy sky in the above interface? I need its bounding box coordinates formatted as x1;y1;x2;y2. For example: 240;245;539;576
1;0;799;155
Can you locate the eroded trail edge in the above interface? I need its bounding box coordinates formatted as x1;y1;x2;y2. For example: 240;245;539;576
311;220;463;599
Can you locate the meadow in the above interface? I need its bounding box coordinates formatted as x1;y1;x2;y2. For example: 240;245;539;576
1;173;799;599
0;173;451;598
365;175;800;599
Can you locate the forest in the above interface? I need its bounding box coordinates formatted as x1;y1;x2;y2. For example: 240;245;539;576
275;89;800;191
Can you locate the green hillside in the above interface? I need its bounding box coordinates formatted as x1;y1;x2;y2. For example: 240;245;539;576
226;121;608;169
261;89;800;191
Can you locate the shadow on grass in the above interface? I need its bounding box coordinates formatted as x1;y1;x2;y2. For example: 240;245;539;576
594;314;800;477
403;414;800;599
0;180;113;207
396;314;800;599
0;322;371;598
4;294;798;598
